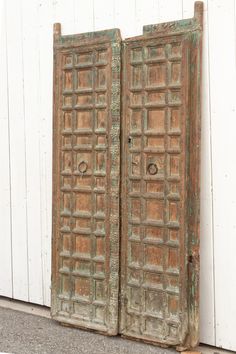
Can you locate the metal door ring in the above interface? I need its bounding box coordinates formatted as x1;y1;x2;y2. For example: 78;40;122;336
148;163;158;175
78;161;88;173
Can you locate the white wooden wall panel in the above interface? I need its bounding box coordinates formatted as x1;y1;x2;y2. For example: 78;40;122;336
22;0;43;305
208;0;236;350
0;0;236;350
0;0;12;298
5;0;29;301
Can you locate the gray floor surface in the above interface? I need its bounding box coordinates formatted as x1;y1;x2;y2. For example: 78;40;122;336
0;306;177;354
0;306;229;354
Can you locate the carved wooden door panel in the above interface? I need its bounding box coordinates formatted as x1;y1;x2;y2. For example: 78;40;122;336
51;26;121;334
52;2;202;349
120;3;202;349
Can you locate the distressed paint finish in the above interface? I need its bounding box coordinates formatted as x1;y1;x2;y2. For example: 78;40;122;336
120;2;203;349
51;24;121;334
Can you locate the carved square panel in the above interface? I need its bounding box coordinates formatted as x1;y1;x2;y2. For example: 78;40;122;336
96;92;107;105
74;218;91;232
128;268;141;286
169;43;182;58
147;63;166;87
166;275;179;294
129;225;141;240
146;180;164;195
146;91;166;105
96;109;107;132
76;152;92;174
168;201;180;224
95;280;105;301
74;175;92;189
167;155;181;178
168;108;181;133
130;153;141;176
76;93;93;107
170;62;181;85
144;226;164;243
62;135;72;149
76;110;92;131
144;318;163;336
95;177;106;190
94;306;105;323
130;198;141;221
97;67;107;88
145;290;164;318
61;234;71;254
61;192;71;214
62;152;72;174
146;199;164;222
145;136;165;150
167;247;179;273
131;48;143;62
62;54;73;67
77;68;93;90
75;193;92;214
167;229;180;246
128;286;141;310
61;275;70;296
63;112;72;132
130;92;142;106
168;294;179;319
74;260;91;275
75;135;92;147
146;109;165;134
168;136;181;151
74;277;90;299
63;70;73;91
95;220;105;235
143;272;164;290
168;90;181;104
131;65;142;88
129;241;142;266
76;51;93;65
94;262;105;276
74;303;90;319
147;45;165;60
144;154;165;177
97;49;108;63
131;181;141;193
96;152;106;172
144;245;164;271
130;109;142;133
75;235;91;256
95;237;105;258
63;95;73;108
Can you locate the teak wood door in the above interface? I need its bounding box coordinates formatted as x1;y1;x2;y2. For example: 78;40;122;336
52;2;202;350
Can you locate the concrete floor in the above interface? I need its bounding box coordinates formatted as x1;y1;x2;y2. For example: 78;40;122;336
0;301;232;354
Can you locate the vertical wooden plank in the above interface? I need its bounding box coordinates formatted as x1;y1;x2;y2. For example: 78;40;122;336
74;0;94;33
21;0;43;304
183;0;216;346
52;0;75;34
93;0;115;31
0;0;12;298
158;0;183;21
114;0;136;38
5;0;29;301
208;0;236;351
38;0;54;306
135;0;160;34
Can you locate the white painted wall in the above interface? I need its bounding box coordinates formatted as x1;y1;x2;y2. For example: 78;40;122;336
0;0;235;350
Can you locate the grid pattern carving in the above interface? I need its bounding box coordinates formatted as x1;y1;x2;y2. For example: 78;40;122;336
53;35;121;332
121;37;188;344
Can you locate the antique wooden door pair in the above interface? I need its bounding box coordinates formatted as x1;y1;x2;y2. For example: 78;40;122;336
52;2;202;350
